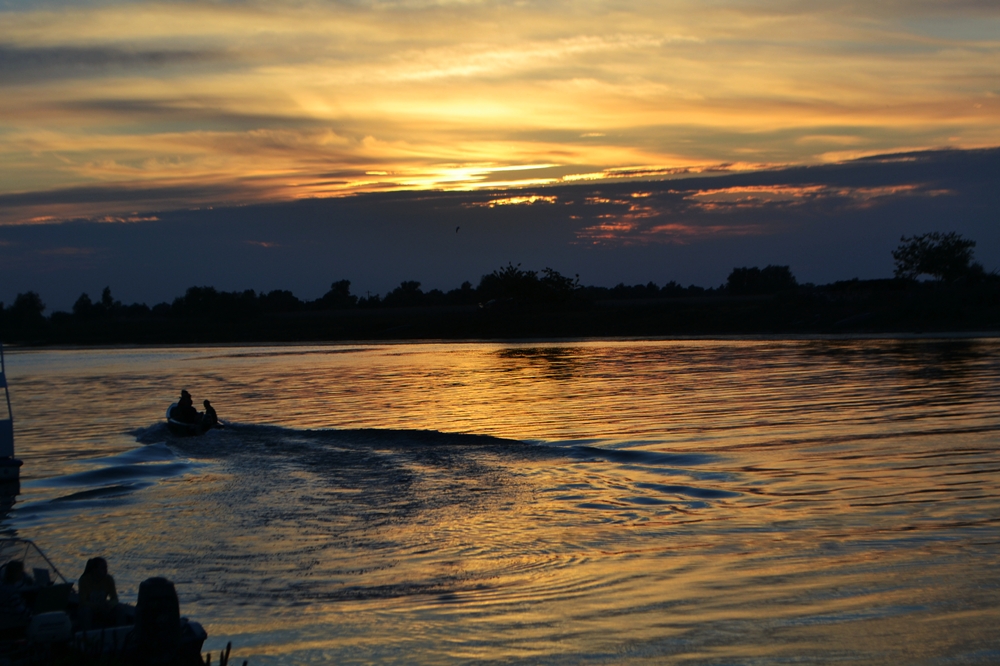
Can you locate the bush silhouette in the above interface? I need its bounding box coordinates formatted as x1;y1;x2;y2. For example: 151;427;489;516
477;263;579;305
893;232;982;282
727;266;797;295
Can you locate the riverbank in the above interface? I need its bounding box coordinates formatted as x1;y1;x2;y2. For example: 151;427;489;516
3;278;999;345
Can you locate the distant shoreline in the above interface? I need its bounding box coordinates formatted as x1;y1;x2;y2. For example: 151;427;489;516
4;277;1000;346
5;331;1000;352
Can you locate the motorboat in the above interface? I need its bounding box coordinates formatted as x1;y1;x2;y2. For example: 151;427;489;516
165;403;222;437
166;403;207;437
0;538;207;664
0;343;23;490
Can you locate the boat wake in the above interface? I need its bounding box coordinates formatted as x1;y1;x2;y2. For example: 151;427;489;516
12;419;742;627
13;443;201;523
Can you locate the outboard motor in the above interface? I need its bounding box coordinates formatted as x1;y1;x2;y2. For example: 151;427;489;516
130;577;181;664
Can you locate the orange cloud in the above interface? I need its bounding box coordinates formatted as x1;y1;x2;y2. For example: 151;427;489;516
465;195;559;208
94;215;161;223
569;178;951;245
578;219;765;245
647;223;764;239
686;183;952;211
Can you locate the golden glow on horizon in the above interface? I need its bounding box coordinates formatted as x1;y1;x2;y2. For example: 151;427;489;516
1;1;998;223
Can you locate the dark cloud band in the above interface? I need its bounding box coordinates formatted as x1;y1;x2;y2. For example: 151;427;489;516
0;45;227;83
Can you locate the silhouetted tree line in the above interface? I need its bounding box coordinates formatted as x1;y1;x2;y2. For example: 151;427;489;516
726;265;797;295
1;233;997;343
3;263;708;326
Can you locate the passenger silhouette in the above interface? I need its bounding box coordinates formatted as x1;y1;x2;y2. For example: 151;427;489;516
201;400;219;429
0;564;30;636
2;560;33;588
78;556;127;629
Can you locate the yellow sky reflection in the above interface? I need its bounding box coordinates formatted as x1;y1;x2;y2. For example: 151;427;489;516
1;1;998;222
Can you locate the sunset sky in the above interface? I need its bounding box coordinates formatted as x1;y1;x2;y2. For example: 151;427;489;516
1;0;999;309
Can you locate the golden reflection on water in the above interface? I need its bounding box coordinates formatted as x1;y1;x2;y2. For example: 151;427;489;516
3;339;1000;663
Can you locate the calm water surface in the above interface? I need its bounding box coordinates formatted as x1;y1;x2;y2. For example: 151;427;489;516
2;339;1000;664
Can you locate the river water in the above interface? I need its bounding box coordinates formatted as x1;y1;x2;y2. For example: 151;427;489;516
2;338;999;664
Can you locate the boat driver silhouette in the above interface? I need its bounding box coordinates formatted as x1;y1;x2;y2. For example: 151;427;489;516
170;390;201;424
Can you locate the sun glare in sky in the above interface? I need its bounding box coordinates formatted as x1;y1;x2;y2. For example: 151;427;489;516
1;0;998;223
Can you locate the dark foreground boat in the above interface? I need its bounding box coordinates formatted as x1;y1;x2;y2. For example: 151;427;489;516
0;538;208;665
0;344;22;492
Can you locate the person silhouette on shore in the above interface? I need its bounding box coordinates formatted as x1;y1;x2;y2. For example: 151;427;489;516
170;390;201;424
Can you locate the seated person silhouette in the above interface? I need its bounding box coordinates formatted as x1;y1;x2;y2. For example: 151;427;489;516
0;567;30;639
170;390;201;425
201;400;219;429
2;560;34;589
78;557;128;629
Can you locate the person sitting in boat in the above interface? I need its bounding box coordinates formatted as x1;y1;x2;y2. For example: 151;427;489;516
1;559;33;589
78;556;127;629
0;570;30;639
170;389;201;425
201;400;219;429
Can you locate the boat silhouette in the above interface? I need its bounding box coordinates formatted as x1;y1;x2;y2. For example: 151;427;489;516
0;343;22;492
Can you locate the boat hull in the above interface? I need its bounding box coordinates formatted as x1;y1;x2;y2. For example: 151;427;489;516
166;419;209;437
0;458;21;481
165;404;217;437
